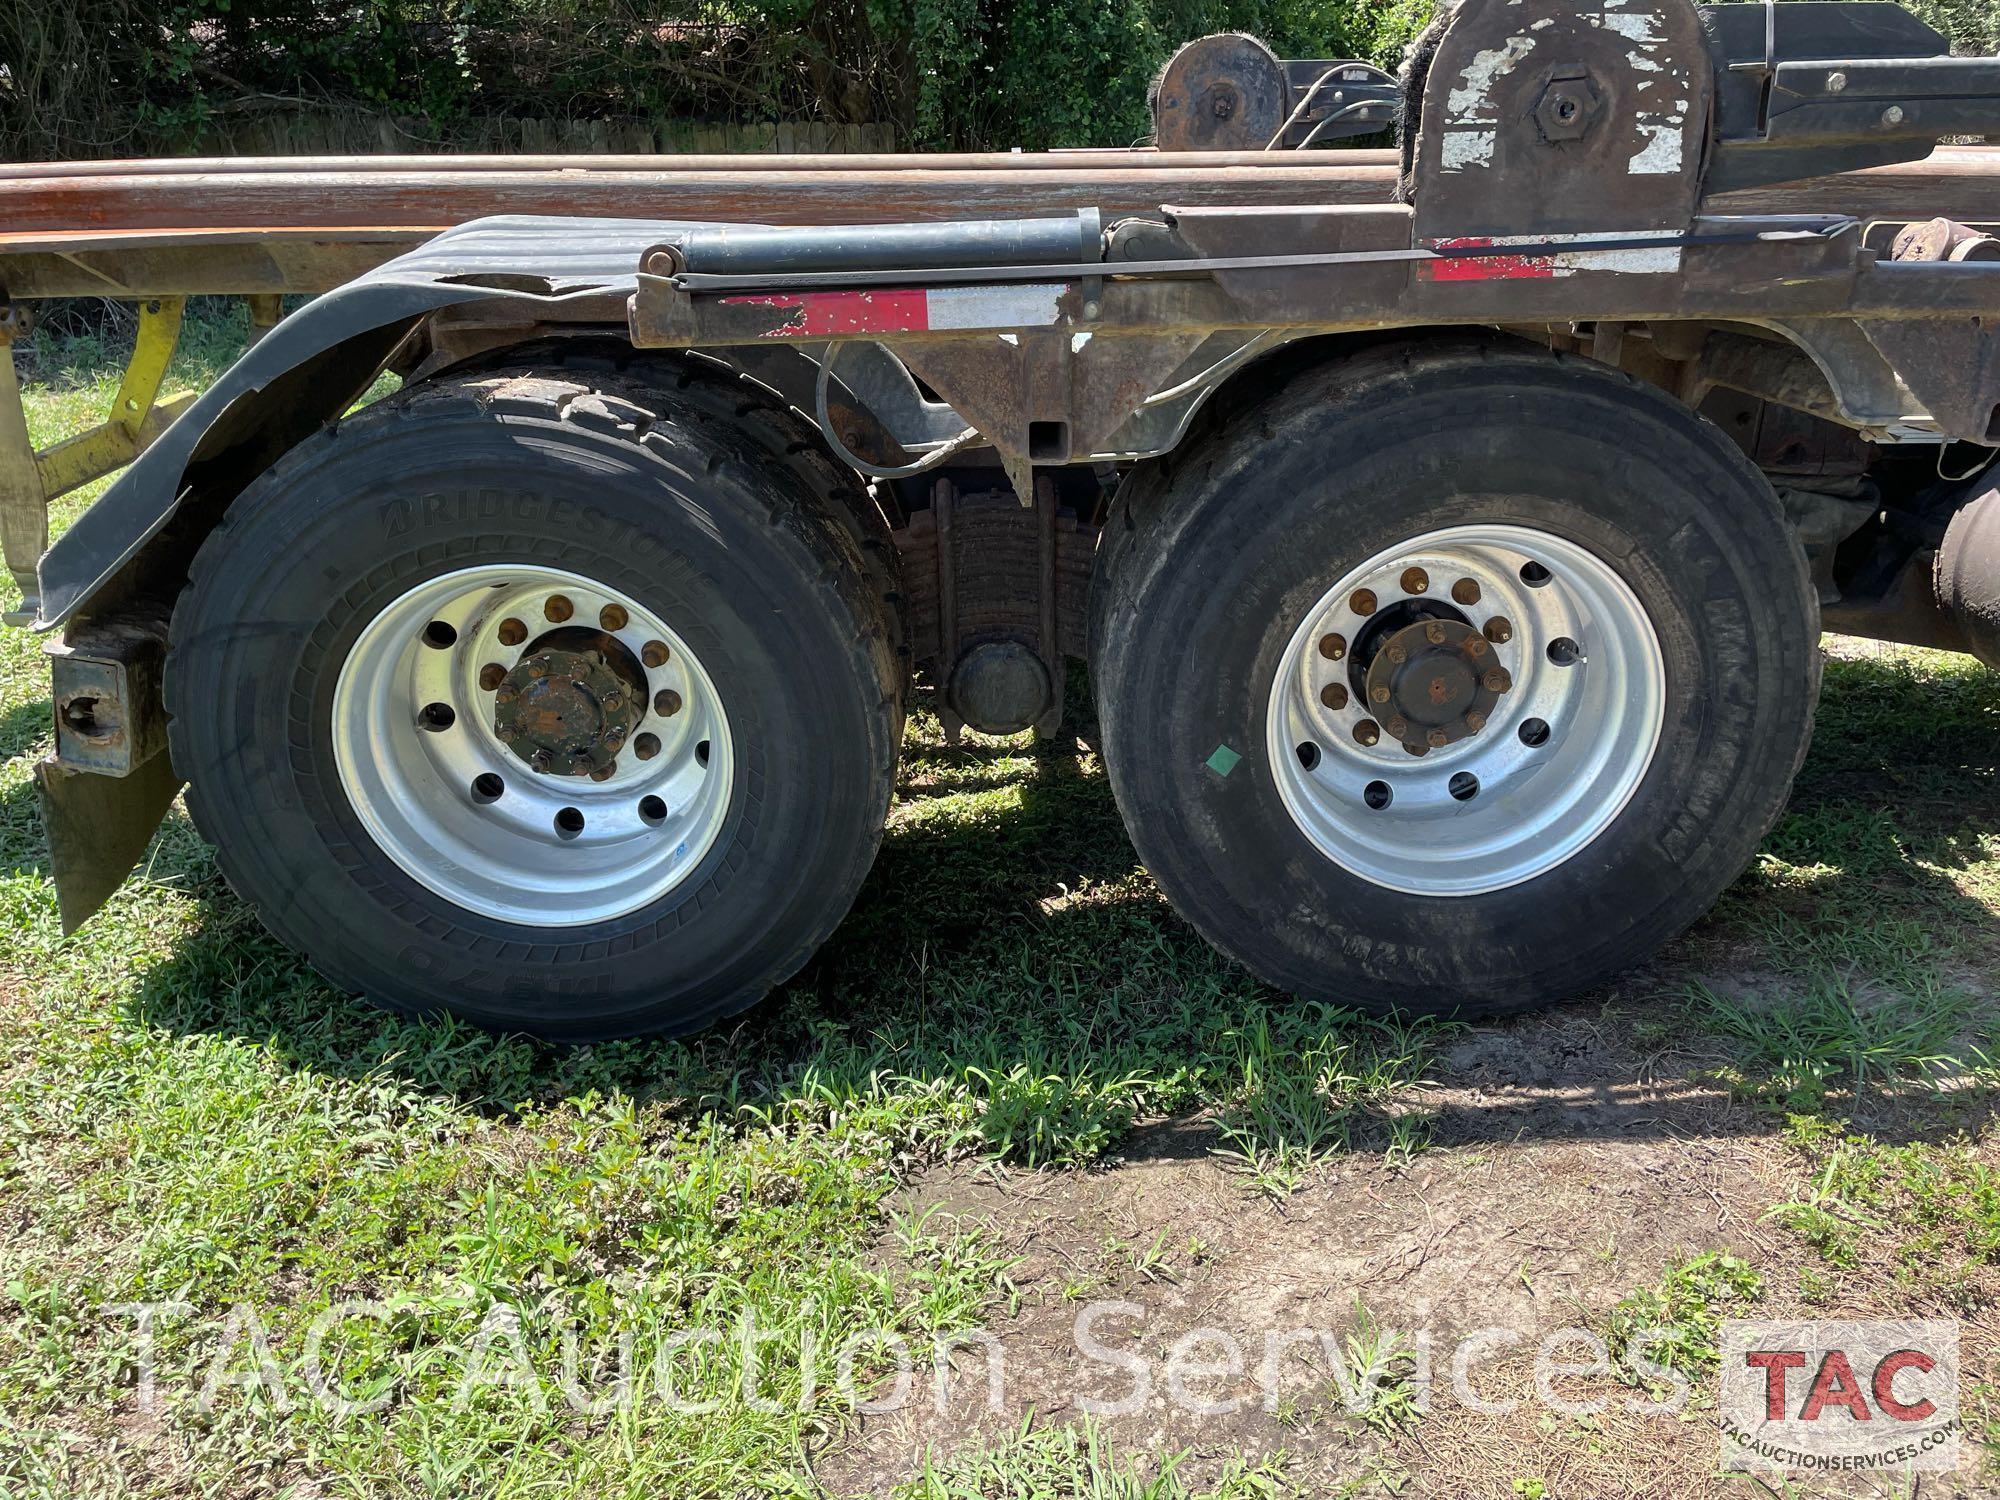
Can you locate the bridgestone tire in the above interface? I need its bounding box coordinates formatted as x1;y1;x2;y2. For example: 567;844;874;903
1089;339;1819;1016
167;351;904;1041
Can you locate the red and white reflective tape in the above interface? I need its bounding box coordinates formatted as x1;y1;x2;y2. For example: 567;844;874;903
1423;231;1683;283
720;283;1072;338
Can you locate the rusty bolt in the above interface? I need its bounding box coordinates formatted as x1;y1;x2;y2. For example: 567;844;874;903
1320;683;1349;711
1370;684;1391;704
1386;644;1407;665
1400;566;1430;595
1484;667;1513;693
1483;616;1513;644
1424;620;1447;645
478;663;507;691
654;688;683;717
1354;719;1381;747
590;761;617;782
602;692;623;712
1385;715;1409;739
1402;740;1429;757
531;749;554;772
1466;636;1489;658
641;639;671;669
525;659;549;679
635;731;661;760
544;594;574;623
1451;577;1482;606
605;725;626;747
642;247;682;277
1465;710;1487;733
599;603;629;632
1349;588;1377;616
496;684;519;705
1318;632;1346;661
497;617;528;647
1427;728;1449;749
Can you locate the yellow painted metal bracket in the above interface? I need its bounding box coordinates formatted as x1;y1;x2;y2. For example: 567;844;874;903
1;297;195;627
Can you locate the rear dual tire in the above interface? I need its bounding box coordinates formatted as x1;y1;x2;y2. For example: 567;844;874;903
1092;340;1820;1016
168;353;903;1041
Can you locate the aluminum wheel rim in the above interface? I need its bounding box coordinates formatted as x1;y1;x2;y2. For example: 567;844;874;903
1266;523;1665;896
332;564;733;925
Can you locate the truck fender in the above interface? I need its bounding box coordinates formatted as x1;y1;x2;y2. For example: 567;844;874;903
36;215;687;629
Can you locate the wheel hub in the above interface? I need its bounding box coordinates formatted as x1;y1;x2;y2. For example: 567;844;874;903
1363;617;1506;753
493;646;642;776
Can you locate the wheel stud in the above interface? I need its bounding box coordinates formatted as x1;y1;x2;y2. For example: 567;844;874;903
1465;710;1487;733
1385;714;1409;738
1483;617;1513;644
545;594;574;623
1451;577;1482;606
642;640;671;669
1370;684;1391;704
635;731;661;760
1349;588;1377;616
655;688;683;717
599;603;629;632
1465;636;1489;658
497;617;528;647
1400;567;1429;595
1424;620;1447;645
1317;632;1346;661
1427;728;1448;748
1386;644;1407;665
1354;719;1381;747
531;749;554;772
479;663;507;691
1484;667;1513;693
591;761;617;782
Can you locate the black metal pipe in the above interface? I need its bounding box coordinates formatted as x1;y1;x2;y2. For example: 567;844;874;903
671;208;1102;275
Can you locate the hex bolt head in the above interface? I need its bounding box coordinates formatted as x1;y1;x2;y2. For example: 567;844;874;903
531;749;554;772
495;683;519;705
1370;684;1391;704
1424;621;1447;645
1318;632;1347;661
1465;710;1487;733
1484;667;1513;693
1427;728;1449;748
642;640;671;669
590;761;617;782
602;692;622;712
1882;104;1905;126
497;617;528;647
1320;683;1349;711
1385;715;1409;738
1349;588;1378;616
1451;577;1482;606
479;663;507;691
654;688;683;717
1402;739;1429;757
599;603;629;632
1483;617;1513;644
1400;567;1429;595
1386;644;1407;665
1466;636;1489;658
635;731;662;760
544;594;575;623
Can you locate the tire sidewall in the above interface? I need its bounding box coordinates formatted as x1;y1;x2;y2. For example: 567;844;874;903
172;396;890;1036
1099;350;1816;1008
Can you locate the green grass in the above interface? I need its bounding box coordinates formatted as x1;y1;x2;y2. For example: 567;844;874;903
6;308;2000;1496
1603;1251;1764;1388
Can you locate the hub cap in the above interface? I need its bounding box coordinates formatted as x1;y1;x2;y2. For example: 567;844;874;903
1266;524;1665;896
332;564;733;925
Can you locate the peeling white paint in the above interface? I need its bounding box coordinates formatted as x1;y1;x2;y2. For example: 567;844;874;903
1602;12;1658;41
1627;119;1683;174
1442;129;1498;170
1071;331;1093;353
1446;35;1538;119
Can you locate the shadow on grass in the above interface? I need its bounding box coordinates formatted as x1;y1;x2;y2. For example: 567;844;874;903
109;650;2000;1156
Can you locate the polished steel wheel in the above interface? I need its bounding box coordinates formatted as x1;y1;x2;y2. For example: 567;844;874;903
332;563;733;925
1266;524;1665;895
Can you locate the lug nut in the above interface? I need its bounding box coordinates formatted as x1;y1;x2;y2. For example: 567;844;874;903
590;761;617;782
1370;684;1391;704
1318;632;1346;661
497;617;528;647
1427;728;1449;748
1466;636;1489;658
1354;719;1381;747
599;603;629;632
544;594;574;623
531;749;554;772
635;732;661;760
1320;683;1348;710
602;692;622;712
1465;710;1487;733
1402;740;1429;757
1452;577;1482;606
654;689;683;717
1349;588;1378;616
1484;667;1513;693
1424;620;1447;645
1385;715;1409;738
1386;644;1407;665
1400;567;1429;595
641;640;671;669
495;683;519;705
479;663;507;691
1484;617;1513;644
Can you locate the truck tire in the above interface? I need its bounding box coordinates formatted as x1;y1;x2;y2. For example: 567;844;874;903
1090;339;1819;1016
166;353;904;1041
